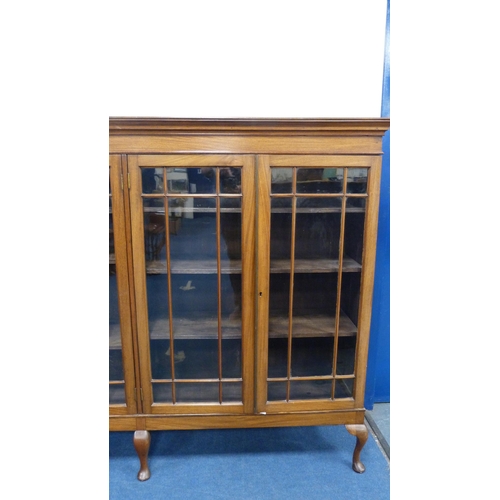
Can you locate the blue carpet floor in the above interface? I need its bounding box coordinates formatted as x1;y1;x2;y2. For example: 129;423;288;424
110;425;390;499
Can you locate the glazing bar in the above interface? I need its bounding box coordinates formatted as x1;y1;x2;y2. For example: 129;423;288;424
216;168;223;403
163;170;177;404
331;168;348;399
286;168;297;402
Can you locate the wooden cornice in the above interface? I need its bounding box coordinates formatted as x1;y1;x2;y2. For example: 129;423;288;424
109;117;390;137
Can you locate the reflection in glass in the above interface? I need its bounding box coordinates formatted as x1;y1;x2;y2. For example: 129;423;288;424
267;274;291;338
296;168;343;193
176;383;219;403
142;165;245;405
268;338;288;378
109;384;126;404
109;343;124;381
291;338;333;377
142;168;164;194
146;273;170;342
169;204;218;359
166;168;189;193
109;202;120;352
265;165;369;404
271;168;293;193
222;383;242;402
346;195;367;212
292;273;337;322
346;168;368;194
268;382;287;401
187;167;216;194
334;378;354;398
220;167;241;194
143;196;165;210
220;198;242;260
169;197;217;261
174;339;219;379
343;200;366;265
150;339;171;380
340;272;361;328
152;382;172;403
221;273;241;322
143;209;166;262
221;339;241;378
270;197;292;260
109;189;125;405
220;198;242;331
289;380;331;400
336;336;356;376
109;196;114;254
295;199;341;260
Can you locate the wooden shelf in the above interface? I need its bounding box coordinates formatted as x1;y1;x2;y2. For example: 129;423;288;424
148;317;239;340
143;207;241;213
108;312;357;344
271;207;365;214
146;259;242;275
142;257;361;275
271;258;361;273
269;314;357;338
142;207;365;214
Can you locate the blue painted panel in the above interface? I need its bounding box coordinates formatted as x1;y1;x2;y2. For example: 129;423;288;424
365;0;390;409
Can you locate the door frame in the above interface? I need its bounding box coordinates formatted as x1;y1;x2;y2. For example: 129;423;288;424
255;154;382;413
128;154;256;415
109;155;138;415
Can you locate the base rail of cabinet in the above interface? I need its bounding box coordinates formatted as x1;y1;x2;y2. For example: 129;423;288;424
111;411;368;481
110;409;365;431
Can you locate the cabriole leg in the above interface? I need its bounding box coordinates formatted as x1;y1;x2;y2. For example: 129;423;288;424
133;430;151;481
345;424;369;473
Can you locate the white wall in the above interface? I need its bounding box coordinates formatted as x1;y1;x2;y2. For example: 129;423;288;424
108;1;388;118
0;5;388;491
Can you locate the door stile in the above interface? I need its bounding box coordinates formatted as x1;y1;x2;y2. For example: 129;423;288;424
240;156;256;414
128;155;155;412
255;155;271;412
120;154;145;414
109;155;137;414
352;155;382;407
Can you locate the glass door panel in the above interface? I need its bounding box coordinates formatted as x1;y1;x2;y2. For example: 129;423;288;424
130;156;254;414
109;187;125;404
260;158;373;411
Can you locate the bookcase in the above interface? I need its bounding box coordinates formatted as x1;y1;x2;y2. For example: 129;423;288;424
109;118;389;480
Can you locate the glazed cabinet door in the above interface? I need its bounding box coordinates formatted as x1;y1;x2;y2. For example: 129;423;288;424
129;155;255;414
109;156;138;415
256;155;382;413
